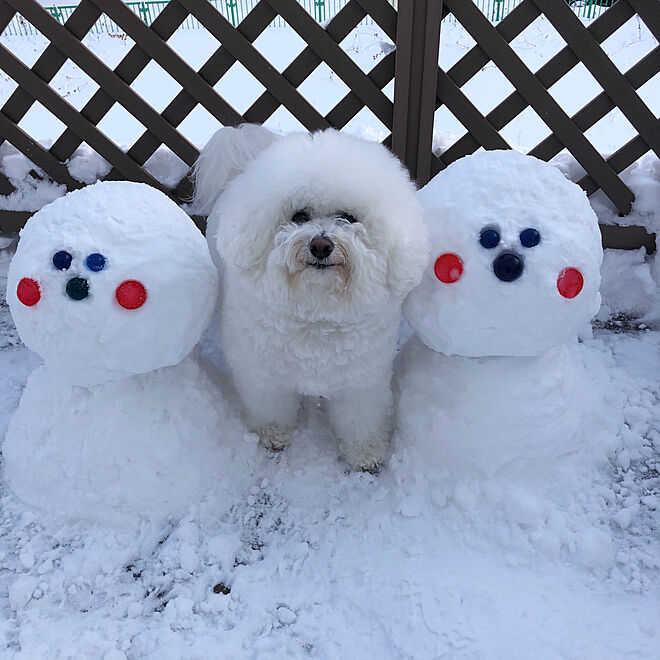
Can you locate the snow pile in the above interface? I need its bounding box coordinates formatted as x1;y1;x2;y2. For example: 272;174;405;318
6;181;217;384
395;151;628;574
2;181;242;525
404;150;603;356
0;263;658;655
0;143;65;213
0;337;657;658
551;152;659;322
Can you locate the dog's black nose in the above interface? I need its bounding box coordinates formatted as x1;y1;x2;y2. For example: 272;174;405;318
309;235;334;260
493;251;524;282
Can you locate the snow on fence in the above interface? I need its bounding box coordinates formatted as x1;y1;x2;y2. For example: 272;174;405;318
0;0;619;37
0;0;657;253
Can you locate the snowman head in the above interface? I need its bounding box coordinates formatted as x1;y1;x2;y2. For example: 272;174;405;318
7;181;218;384
404;150;602;357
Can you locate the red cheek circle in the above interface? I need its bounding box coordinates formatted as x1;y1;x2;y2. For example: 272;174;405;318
434;253;463;284
115;280;147;310
557;267;583;299
17;278;41;306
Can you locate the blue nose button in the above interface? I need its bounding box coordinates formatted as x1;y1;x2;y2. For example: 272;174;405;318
493;251;524;282
66;277;89;300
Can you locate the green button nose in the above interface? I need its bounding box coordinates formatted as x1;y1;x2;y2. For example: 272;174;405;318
66;277;89;301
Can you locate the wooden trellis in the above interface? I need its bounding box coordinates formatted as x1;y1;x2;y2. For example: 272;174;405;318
0;0;657;252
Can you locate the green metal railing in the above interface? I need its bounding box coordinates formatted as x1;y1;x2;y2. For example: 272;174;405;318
1;0;618;38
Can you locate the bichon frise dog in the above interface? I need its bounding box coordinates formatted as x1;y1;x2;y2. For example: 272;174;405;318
194;125;428;471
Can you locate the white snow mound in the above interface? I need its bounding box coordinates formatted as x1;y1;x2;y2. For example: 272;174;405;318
404;150;603;357
3;356;240;525
2;181;239;524
6;181;218;384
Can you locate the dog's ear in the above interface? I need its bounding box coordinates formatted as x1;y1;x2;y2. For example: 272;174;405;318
387;222;431;300
192;124;280;216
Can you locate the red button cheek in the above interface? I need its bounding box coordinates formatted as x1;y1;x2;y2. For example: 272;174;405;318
115;280;147;310
434;253;463;284
17;278;41;306
557;268;583;299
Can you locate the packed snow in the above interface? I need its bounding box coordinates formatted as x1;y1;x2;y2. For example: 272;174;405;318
6;182;218;383
3;181;238;525
403;150;603;357
0;14;658;660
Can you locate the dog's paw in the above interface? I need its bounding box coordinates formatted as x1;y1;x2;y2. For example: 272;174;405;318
339;439;389;473
257;426;291;452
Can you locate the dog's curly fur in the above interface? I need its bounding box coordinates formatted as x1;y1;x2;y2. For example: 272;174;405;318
194;125;428;470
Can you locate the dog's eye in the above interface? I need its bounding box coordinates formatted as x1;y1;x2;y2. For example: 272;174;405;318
337;211;358;224
291;210;311;224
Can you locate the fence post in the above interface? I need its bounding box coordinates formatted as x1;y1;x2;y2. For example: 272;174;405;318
391;0;443;187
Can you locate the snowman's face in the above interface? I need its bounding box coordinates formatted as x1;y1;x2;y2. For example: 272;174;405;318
403;151;603;357
7;182;218;384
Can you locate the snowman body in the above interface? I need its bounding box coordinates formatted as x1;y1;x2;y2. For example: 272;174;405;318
396;150;605;479
4;356;232;524
3;181;232;524
395;335;600;481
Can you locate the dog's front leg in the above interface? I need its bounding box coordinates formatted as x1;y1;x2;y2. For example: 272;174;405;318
234;374;300;451
328;382;393;472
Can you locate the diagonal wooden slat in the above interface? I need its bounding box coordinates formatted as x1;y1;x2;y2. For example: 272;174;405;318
534;0;660;160
128;1;276;177
178;0;329;131
7;0;199;169
626;0;660;39
170;2;281;201
355;0;399;37
177;1;367;201
267;0;393;129
362;0;444;176
444;0;635;213
578;123;660;197
0;41;169;193
0;1;15;33
436;68;511;157
531;47;660;162
0;0;102;154
444;0;541;99
369;0;523;173
245;0;367;124
0;1;33;195
92;0;245;127
0;211;33;232
326;51;395;130
439;0;639;167
50;0;191;163
0;111;83;190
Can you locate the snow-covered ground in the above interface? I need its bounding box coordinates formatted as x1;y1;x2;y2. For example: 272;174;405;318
0;15;659;660
0;247;659;658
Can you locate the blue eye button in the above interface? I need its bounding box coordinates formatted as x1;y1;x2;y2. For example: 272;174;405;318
520;228;540;248
52;250;72;271
479;228;500;249
86;253;106;272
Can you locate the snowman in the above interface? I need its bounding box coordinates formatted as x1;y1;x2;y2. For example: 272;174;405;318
3;181;238;525
395;150;613;483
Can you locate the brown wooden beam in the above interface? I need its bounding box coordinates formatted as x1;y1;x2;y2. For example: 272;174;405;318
392;0;443;185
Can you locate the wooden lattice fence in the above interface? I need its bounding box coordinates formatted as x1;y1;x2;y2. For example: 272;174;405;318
0;0;657;252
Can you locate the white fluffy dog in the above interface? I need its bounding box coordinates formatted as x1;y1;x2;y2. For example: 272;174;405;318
194;125;428;471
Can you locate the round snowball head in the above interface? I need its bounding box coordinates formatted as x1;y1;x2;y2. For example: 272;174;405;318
404;150;603;357
7;181;218;383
